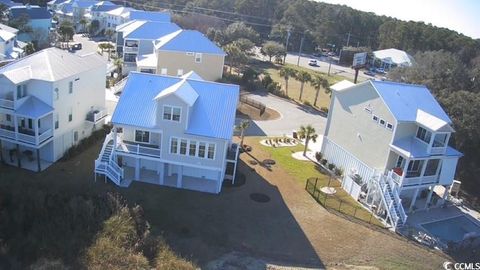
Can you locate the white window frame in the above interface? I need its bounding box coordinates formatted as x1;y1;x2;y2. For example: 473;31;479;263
188;140;197;157
163;105;181;122
68;107;73;122
177;69;184;76
170;137;179;154
379;118;386;127
68;81;73;94
386;122;393;130
186;52;194;56
54;88;59;100
195;53;202;63
179;139;188;155
160;68;167;75
134;129;151;144
207;143;215;160
198;142;206;158
372;115;379;123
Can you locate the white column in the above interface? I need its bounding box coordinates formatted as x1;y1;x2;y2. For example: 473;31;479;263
113;126;117;146
167;163;172;176
419;159;428;184
13;115;18;140
441;185;450;206
216;171;222;193
176;165;182;188
425;187;434;209
134;158;140;180
409;188;419;212
158;163;164;185
34;118;39;145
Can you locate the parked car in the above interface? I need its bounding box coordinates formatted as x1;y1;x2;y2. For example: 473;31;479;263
327;52;336;56
375;68;386;74
71;43;82;50
363;70;375;76
308;59;318;66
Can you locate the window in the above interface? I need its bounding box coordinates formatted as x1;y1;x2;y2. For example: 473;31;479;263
38;119;41;129
170;138;178;154
69;81;73;94
74;131;78;142
395;156;404;168
163;106;181;122
177;69;183;76
406;160;423;178
207;144;215;159
6;114;11;121
198;142;206;158
172;107;181;121
55;113;59;129
186;52;194;56
28;118;32;129
195;53;202;63
68;108;73;122
386;123;393;130
424;159;440;176
433;133;448;147
416;127;432;144
372;115;379;123
160;68;167;75
123;53;136;63
379;119;386;126
180;139;187;155
54;88;59;100
16;84;26;99
140;68;154;74
189;140;197;156
364;107;372;113
135;130;150;143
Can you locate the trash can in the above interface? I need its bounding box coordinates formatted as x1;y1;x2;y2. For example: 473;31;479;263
292;130;297;139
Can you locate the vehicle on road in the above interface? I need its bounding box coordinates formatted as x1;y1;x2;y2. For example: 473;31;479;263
375;68;386;74
308;59;318;66
363;70;375;76
71;43;82;50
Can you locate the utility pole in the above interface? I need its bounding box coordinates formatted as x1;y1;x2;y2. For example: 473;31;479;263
346;32;351;47
283;28;291;64
328;56;332;76
297;33;305;66
357;41;360;47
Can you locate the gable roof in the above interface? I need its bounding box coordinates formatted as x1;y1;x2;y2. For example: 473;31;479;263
0;47;106;83
0;29;16;42
112;72;239;140
117;20;180;40
154;30;225;55
10;5;52;20
368;80;452;125
182;71;203;81
16;96;54;118
106;6;133;17
129;10;170;22
90;2;117;12
0;23;18;35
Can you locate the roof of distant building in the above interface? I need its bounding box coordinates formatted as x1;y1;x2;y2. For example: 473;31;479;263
129;10;170;22
373;48;414;67
112;72;239;140
10;5;52;20
117;20;180;40
154;30;225;55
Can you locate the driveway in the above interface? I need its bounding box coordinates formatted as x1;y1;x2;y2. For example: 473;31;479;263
236;91;327;140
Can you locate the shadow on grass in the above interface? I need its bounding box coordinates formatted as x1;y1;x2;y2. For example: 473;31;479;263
115;159;325;268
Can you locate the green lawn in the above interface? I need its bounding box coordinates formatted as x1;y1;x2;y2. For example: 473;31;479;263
258;140;383;227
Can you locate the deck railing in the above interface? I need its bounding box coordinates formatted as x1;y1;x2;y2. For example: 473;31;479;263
116;140;161;158
0;98;14;109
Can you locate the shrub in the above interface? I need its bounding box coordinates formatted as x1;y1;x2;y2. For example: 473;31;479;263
328;163;336;170
61;124;111;161
320;158;328;165
315;152;322;162
334;167;344;177
320;107;329;113
262;74;273;88
266;81;280;93
155;240;196;270
303;100;311;106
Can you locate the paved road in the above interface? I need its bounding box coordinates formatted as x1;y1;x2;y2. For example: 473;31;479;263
237;92;327;143
72;34;116;73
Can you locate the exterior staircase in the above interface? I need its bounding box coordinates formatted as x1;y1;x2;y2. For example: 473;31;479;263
95;132;124;185
374;174;407;229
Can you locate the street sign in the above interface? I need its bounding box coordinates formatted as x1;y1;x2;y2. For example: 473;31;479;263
352;52;367;68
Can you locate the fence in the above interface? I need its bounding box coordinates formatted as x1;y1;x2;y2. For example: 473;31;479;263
240;95;266;116
305;177;384;228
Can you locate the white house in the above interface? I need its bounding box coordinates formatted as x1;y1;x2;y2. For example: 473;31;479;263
104;6;134;32
0;23;25;62
372;48;414;70
322;80;462;229
0;48;107;172
84;1;117;32
94;71;240;193
115;20;180;73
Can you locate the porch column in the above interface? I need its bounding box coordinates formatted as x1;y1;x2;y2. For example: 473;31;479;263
34;118;39;145
13;115;18;140
424;186;434;209
176;165;182;188
216;171;222;193
419;159;428;184
158;163;164;185
36;148;41;172
409;188;419;212
16;143;21;167
441;185;450;206
167;163;172;176
134;158;140;180
113;127;117;147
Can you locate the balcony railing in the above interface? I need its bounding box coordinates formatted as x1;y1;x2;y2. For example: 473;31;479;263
0;98;14;109
0;125;52;145
86;108;107;123
388;168;439;187
123;46;138;53
430;147;446;155
115;140;161;158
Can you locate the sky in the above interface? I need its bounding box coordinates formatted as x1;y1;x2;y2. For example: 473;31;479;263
318;0;480;39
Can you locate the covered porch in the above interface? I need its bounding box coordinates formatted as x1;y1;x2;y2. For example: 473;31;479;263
0;139;53;172
400;184;450;213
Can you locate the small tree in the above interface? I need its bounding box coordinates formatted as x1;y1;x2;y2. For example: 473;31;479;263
296;70;311;101
310;75;330;107
113;58;123;76
79;18;87;33
236;120;250;148
224;43;247;74
24;42;35;55
279;67;296;96
297;125;318;156
58;21;75;42
261;41;285;62
89;19;100;35
105;29;114;41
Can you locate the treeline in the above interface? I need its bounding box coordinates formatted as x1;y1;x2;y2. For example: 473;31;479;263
0;181;195;269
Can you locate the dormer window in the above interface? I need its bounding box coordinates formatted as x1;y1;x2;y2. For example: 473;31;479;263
416;126;432;144
433;133;448;147
163;105;181;122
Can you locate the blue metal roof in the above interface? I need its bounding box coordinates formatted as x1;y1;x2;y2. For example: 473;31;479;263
129;10;170;22
370;80;451;123
112;72;239;140
10;6;52;20
157;30;225;55
16;96;53;118
72;0;97;9
0;0;21;8
125;21;180;40
91;3;117;12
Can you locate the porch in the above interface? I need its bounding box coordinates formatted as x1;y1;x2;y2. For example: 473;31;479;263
0;141;53;171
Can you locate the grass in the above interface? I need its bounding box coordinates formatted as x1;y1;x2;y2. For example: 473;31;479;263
257;139;383;227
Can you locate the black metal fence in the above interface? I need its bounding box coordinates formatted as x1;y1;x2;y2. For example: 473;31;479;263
240;95;266;116
305;177;382;227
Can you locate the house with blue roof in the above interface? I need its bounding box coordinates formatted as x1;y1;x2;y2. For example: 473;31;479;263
9;5;52;47
115;20;181;74
0;47;107;172
94;71;240;193
321;79;462;229
138;29;225;81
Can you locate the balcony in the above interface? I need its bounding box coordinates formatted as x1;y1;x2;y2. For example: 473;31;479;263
388;165;440;188
86;108;107;123
115;140;161;158
0;124;53;146
123;46;138;53
0;97;14;109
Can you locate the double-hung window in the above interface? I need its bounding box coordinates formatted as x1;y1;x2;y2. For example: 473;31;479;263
163;106;181;122
189;140;197;156
416;127;431;144
180;139;187;155
69;81;73;94
170;138;178;154
198;142;206;158
135;130;150;143
195;53;202;63
207;144;215;159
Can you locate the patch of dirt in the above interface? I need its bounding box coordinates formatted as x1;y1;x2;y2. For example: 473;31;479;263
236;102;281;121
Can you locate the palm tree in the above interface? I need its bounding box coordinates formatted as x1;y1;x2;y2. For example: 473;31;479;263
79;18;87;33
296;70;311;101
113;58;123;76
310;75;330;107
236;120;250;148
279;67;296;97
297;125;318;156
